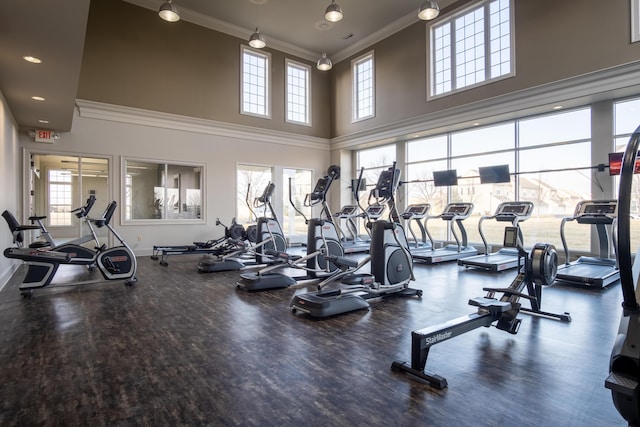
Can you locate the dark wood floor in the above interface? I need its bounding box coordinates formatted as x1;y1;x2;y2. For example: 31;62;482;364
0;251;628;426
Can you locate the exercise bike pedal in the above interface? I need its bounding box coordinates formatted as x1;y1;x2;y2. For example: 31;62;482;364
605;371;639;396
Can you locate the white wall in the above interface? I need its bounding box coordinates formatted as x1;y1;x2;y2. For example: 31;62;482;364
0;90;21;289
19;101;331;255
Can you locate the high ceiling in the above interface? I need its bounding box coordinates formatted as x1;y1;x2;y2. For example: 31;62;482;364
0;0;455;133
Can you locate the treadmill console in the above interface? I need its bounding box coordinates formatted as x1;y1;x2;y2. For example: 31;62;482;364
441;203;473;220
401;204;430;219
366;204;385;219
495;202;534;222
574;200;617;224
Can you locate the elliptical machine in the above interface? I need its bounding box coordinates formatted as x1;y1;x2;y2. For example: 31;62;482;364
289;163;422;318
4;201;137;297
605;124;640;425
236;166;344;291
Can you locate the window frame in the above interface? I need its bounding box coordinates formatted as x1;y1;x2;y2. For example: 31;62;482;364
240;45;271;119
428;0;515;100
48;169;73;226
633;0;640;43
352;51;376;123
285;59;312;126
122;157;205;224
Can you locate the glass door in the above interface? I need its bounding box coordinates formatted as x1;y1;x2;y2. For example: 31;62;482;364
29;153;110;247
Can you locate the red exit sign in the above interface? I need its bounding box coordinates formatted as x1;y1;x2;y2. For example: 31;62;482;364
35;130;55;143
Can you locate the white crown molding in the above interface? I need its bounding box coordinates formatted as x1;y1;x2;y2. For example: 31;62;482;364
124;0;318;62
331;61;640;150
123;0;422;65
75;99;330;151
332;11;419;64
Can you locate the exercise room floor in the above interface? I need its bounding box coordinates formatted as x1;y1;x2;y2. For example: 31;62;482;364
0;253;627;426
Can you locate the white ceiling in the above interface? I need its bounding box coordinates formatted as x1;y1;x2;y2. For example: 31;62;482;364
0;0;456;133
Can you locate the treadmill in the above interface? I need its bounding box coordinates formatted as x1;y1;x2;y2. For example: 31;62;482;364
458;201;534;272
400;203;432;255
555;199;620;288
334;168;371;254
413;202;478;264
335;204;370;253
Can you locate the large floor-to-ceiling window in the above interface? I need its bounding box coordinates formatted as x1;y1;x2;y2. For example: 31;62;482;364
375;107;596;251
614;97;640;250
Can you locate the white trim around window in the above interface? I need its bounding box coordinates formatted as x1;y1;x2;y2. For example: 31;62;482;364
352;51;375;123
240;45;271;119
632;0;640;43
285;59;312;126
428;0;515;100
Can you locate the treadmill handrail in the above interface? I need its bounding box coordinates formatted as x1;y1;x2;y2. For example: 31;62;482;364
560;200;618;266
424;203;473;252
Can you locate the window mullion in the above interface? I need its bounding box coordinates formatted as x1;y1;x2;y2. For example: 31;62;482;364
484;2;491;82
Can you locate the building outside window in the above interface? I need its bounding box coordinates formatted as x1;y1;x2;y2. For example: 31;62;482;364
399;108;593;250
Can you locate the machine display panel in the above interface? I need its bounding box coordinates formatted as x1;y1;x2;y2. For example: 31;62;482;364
582;204;617;215
447;205;470;214
500;204;528;215
608;152;640;175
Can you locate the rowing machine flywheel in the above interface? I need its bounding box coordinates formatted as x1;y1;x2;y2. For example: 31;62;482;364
528;243;558;286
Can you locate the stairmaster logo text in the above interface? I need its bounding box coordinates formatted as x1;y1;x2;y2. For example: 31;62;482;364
425;331;452;345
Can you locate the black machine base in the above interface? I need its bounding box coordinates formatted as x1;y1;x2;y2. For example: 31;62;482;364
290;286;421;318
236;272;297;291
198;256;246;273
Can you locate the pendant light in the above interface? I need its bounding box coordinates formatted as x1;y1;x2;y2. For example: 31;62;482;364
324;1;344;23
418;0;440;20
158;0;180;22
317;24;332;71
249;2;266;48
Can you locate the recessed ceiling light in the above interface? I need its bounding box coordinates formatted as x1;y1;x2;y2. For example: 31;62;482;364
553;105;563;110
472;122;480;126
38;119;49;124
23;56;42;64
31;96;45;101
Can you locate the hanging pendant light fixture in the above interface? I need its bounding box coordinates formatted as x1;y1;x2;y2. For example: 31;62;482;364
325;1;344;23
249;1;266;48
249;28;266;48
158;0;180;22
317;24;332;71
418;0;440;20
